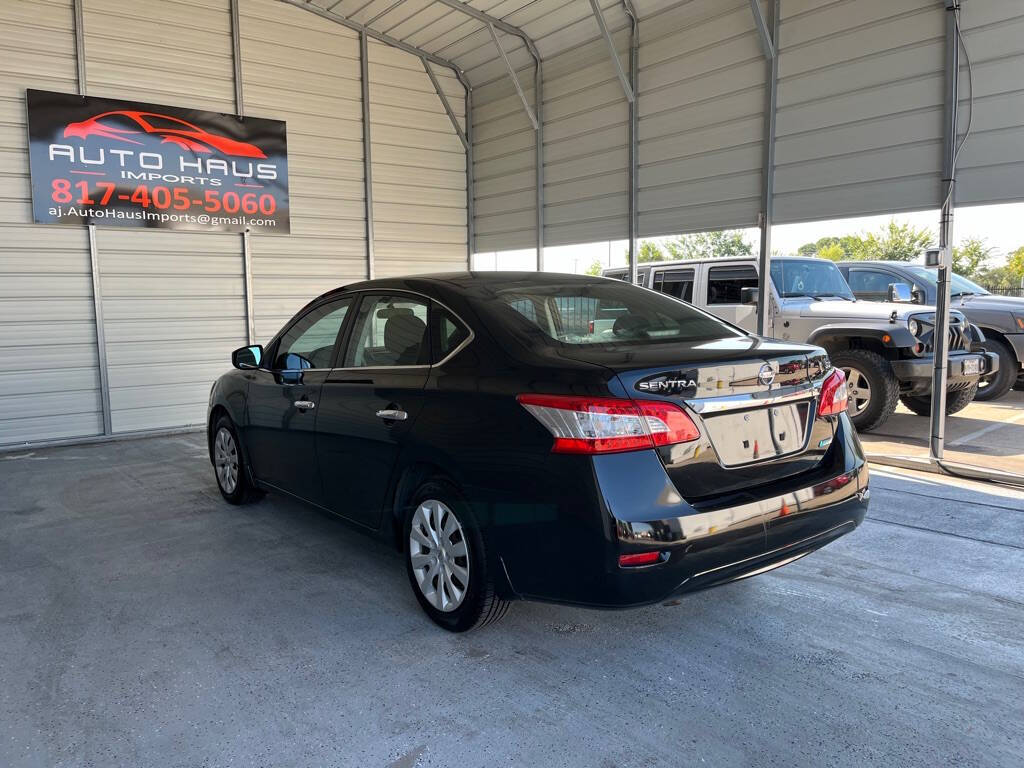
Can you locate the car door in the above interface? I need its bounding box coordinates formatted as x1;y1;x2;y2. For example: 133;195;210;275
845;267;901;302
244;296;354;504
705;263;759;331
315;292;432;529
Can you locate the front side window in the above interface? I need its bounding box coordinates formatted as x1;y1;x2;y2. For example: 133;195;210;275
901;265;990;297
480;280;740;347
275;298;352;369
345;295;429;367
769;259;855;301
707;266;759;304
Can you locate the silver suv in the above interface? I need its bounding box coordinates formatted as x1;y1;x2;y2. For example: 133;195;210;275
605;256;997;431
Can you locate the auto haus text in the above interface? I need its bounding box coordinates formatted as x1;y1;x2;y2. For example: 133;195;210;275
46;144;278;187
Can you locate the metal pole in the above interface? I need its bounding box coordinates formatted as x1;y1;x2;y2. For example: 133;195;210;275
361;31;375;280
930;0;960;460
535;57;544;272
756;0;779;337
74;0;112;436
464;77;475;269
589;0;634;102
623;0;639;285
230;0;256;345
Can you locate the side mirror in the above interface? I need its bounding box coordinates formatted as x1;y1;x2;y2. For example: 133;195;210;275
740;286;759;306
232;344;263;370
887;283;912;303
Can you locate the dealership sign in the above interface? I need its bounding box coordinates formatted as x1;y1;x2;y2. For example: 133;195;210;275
26;89;289;233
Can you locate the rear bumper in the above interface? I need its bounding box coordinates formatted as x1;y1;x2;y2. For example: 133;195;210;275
505;414;868;609
891;351;998;394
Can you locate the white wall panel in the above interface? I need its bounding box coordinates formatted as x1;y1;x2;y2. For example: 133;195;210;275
82;0;245;433
368;40;467;277
0;0;102;445
242;0;367;341
773;0;945;223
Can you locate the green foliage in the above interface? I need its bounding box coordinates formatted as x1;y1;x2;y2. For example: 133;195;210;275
584;259;604;276
663;230;754;260
636;240;666;263
1009;245;1024;284
951;237;993;278
795;220;934;262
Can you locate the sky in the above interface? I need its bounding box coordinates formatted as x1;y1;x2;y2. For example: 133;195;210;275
471;202;1024;274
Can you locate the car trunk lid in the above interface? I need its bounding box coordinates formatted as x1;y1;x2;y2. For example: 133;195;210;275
556;337;833;499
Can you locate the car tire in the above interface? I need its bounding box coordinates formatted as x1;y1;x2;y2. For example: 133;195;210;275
831;349;900;432
973;337;1017;402
900;384;979;417
211;414;262;505
404;478;510;632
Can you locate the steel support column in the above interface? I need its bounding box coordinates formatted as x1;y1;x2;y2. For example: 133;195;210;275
230;0;256;345
534;57;544;272
589;0;633;102
74;0;112;436
463;75;475;268
930;0;961;460
622;0;639;285
360;31;375;280
755;0;779;337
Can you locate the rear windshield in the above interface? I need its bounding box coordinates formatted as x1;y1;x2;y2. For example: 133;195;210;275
478;280;741;347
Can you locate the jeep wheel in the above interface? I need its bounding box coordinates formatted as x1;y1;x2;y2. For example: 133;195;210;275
974;338;1016;402
900;384;978;417
830;349;899;432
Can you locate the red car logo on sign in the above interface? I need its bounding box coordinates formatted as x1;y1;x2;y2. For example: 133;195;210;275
63;110;267;158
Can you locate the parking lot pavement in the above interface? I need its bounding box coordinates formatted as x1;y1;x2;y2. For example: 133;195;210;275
1;436;1022;768
860;390;1024;476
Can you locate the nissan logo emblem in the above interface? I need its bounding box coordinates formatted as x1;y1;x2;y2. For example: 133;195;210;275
758;363;776;387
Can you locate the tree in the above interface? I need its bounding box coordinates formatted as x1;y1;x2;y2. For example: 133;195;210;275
1009;245;1024;286
584;259;604;276
796;234;868;261
623;240;666;263
951;237;993;278
859;220;934;262
817;242;845;262
663;229;753;260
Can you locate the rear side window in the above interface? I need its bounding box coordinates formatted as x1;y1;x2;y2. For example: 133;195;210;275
345;294;429;367
653;269;694;302
432;306;470;362
707;265;758;304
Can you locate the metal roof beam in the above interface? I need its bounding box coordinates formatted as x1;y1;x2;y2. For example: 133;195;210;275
422;58;470;151
748;0;775;59
278;0;465;75
430;0;541;59
589;0;633;102
487;22;538;130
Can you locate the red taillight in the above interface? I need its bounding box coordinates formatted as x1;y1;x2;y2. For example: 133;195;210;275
818;368;848;417
516;394;700;454
619;551;663;567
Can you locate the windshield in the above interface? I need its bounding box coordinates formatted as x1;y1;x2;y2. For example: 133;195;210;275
900;265;990;296
770;259;855;300
477;280;742;347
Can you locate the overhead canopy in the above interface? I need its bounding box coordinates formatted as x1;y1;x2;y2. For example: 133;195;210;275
292;0;1024;254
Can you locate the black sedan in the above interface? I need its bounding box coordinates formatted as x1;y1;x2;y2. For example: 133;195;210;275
208;273;869;631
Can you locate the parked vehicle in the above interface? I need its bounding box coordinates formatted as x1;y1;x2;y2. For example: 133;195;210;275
838;261;1024;401
208;273;868;631
605;257;997;431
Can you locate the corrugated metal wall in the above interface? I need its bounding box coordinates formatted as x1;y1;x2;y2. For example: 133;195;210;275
82;0;246;433
0;0;103;445
368;40;468;277
241;0;366;340
0;0;467;445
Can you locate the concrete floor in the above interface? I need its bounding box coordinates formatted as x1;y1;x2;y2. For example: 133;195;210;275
1;435;1023;768
861;390;1024;475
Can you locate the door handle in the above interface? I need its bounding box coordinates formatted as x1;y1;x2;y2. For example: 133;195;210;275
294;400;316;411
375;409;408;421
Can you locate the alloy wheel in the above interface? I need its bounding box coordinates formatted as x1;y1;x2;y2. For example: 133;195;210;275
409;499;470;613
214;427;239;494
842;366;871;418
